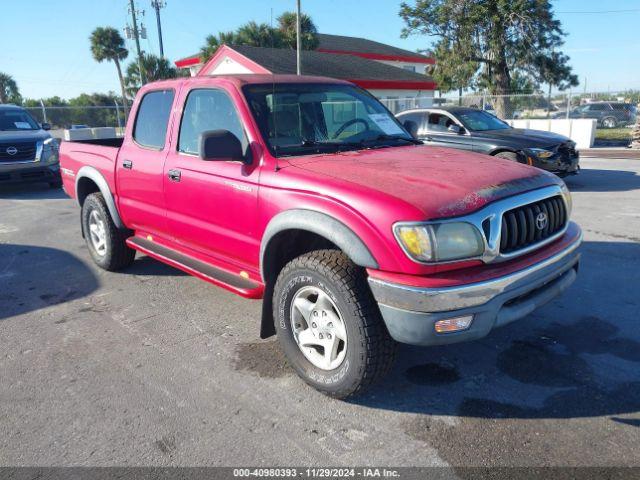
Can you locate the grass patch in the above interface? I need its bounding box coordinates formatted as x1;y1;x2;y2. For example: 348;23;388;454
595;127;632;141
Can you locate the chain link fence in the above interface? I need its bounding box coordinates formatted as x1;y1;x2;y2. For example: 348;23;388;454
24;105;128;131
380;92;638;145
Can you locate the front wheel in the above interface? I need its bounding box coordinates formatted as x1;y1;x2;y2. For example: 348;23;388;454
273;250;397;398
81;192;135;271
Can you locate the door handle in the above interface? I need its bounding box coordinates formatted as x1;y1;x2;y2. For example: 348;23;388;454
122;160;133;169
167;169;181;182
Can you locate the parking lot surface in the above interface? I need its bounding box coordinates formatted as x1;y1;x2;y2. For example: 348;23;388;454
0;157;639;468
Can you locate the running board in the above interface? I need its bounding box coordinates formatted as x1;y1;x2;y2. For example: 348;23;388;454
126;236;264;299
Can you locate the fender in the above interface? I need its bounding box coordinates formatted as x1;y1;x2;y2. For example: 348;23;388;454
260;209;378;280
75;166;125;229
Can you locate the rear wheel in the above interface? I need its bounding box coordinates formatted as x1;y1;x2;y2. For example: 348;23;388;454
602;117;617;129
273;250;397;399
81;192;135;271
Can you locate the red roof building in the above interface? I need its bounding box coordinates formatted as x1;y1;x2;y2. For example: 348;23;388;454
174;34;436;112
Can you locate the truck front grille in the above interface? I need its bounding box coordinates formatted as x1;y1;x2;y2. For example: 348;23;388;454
0;142;37;162
499;195;567;254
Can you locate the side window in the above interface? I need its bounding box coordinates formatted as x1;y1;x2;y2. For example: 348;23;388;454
398;112;426;134
589;104;606;111
426;113;455;133
133;89;175;149
178;89;247;155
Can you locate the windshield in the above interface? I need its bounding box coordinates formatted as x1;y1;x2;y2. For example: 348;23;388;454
0;109;40;131
456;110;511;132
242;83;416;156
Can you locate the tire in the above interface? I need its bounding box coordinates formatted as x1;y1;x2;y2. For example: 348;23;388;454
273;249;397;399
494;151;520;162
81;192;135;271
602;117;617;129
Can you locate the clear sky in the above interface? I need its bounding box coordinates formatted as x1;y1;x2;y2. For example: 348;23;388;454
1;0;639;99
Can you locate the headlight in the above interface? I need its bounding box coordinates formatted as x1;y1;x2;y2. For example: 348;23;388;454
528;147;555;159
560;182;572;215
394;222;485;262
36;138;59;162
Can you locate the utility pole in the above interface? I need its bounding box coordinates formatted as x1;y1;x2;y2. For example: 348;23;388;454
151;0;166;57
127;0;146;83
296;0;301;75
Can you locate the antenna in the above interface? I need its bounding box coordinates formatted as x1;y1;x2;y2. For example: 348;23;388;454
271;7;279;171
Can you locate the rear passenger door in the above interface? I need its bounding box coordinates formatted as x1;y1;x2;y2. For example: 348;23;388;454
163;87;261;269
116;88;175;238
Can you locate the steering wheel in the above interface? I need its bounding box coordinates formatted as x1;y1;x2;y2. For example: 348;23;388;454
332;118;370;139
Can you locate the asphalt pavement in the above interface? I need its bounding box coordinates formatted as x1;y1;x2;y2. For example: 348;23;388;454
0;157;639;470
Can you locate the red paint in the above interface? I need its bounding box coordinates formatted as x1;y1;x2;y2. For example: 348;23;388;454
60;74;574;297
175;56;201;68
316;49;435;65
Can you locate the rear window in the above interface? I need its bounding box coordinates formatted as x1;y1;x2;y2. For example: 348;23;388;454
133;89;175;149
611;103;633;111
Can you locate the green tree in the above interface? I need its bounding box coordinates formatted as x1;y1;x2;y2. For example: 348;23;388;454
125;53;178;97
533;51;579;117
200;31;238;63
0;72;22;104
235;21;284;48
400;0;578;118
277;11;319;50
90;27;130;118
199;12;319;63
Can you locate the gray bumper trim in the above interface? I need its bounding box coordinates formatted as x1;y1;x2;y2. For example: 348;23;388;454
368;233;581;346
368;231;582;313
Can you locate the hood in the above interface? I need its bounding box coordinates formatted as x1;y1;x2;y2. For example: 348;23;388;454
0;129;51;143
474;128;571;148
286;145;561;219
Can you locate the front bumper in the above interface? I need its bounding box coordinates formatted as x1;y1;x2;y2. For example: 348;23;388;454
0;162;61;185
532;152;580;177
368;232;582;346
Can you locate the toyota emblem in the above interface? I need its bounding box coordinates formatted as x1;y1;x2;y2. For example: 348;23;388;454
6;146;18;156
536;212;548;230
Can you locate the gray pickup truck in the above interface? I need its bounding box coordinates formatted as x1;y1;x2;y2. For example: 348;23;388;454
0;104;61;188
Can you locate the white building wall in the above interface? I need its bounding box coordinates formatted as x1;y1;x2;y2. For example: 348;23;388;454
375;60;430;74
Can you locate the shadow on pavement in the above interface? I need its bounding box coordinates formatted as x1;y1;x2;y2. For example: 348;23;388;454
565;168;640;192
0;183;68;200
351;240;640;420
122;255;188;277
0;243;99;320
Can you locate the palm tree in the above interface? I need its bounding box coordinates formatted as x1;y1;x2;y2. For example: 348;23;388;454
0;72;21;104
200;31;238;62
235;21;284;48
277;11;319;50
125;53;178;97
90;27;129;118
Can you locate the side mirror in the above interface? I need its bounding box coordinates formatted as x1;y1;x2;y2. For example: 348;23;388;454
448;124;463;134
403;120;419;138
41;123;51;131
199;129;249;164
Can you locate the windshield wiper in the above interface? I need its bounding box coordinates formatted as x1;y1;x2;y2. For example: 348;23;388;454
363;134;423;146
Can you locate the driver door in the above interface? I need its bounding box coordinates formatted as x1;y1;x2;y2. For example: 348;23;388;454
422;112;473;151
163;87;261;268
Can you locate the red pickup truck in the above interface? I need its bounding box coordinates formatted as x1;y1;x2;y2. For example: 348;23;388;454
60;75;582;398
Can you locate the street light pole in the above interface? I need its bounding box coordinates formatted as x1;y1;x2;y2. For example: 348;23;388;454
296;0;301;75
151;0;166;57
128;0;146;83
